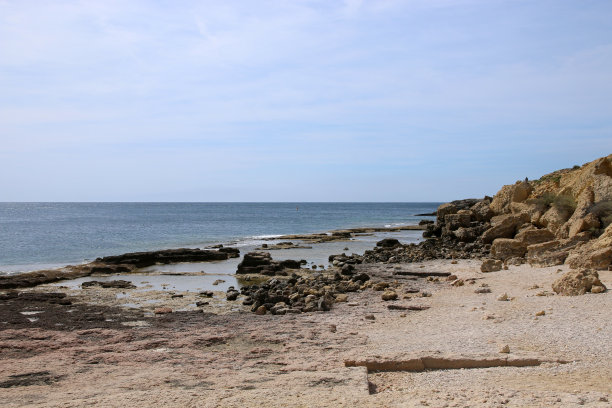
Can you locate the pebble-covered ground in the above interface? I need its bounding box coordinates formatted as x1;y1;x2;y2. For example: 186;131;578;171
1;260;610;407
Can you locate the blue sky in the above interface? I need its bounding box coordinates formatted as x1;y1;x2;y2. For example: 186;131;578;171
1;0;611;201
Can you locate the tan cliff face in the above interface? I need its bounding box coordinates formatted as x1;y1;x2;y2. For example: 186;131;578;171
485;154;612;270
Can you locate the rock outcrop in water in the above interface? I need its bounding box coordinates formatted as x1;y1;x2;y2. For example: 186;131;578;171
236;252;304;276
0;247;241;289
96;247;239;268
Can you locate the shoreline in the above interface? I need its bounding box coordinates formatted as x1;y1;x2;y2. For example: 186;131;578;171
0;223;429;276
3;156;612;408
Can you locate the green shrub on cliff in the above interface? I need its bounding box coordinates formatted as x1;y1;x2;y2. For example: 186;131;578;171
590;200;612;228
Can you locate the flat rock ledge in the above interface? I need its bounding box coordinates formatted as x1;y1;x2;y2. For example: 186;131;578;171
0;247;240;289
344;354;570;372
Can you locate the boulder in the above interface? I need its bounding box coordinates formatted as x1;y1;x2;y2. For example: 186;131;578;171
481;259;503;272
567;213;601;238
491;239;527;260
444;213;472;231
526;233;591;267
514;228;555;246
453;227;479;242
490;181;532;215
481;213;530;244
381;290;398;301
565;224;612;270
436;203;458;224
552;269;607;296
376;238;401;248
540;205;572;236
470;200;494;222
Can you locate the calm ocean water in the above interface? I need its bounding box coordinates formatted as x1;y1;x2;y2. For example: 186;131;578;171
0;202;439;273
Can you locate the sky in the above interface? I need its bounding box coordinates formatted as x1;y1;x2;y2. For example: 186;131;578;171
1;0;612;202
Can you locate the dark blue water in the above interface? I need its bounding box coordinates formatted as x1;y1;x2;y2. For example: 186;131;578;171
0;202;439;271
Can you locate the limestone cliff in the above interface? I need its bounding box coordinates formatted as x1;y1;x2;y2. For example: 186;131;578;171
486;154;612;270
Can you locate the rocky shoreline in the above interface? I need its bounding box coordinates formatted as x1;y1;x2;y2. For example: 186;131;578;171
1;155;611;407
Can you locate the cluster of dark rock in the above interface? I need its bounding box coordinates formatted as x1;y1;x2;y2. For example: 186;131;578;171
81;280;136;289
236;252;306;275
96;247;239;268
228;268;370;314
319;199;495;266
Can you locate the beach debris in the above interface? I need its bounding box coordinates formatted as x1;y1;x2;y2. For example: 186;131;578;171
475;287;491;294
212;280;225;286
535;310;546;316
154;307;172;314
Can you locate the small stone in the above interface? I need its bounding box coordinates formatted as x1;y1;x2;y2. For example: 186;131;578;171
255;305;267;315
497;293;509;301
591;285;606;294
382;290;398;301
481;259;503;273
335;294;348;303
421;291;432;297
535;310;546;316
475;288;492;294
154;307;172;314
373;282;390;291
329;324;337;333
451;279;464;287
446;274;458;281
499;344;510;353
451;260;458;264
365;314;375;320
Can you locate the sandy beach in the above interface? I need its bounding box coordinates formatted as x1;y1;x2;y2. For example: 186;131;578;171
2;258;610;407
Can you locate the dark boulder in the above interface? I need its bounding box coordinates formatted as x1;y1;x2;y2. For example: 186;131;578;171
376;238;402;248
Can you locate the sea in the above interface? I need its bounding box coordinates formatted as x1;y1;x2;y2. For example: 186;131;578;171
0;202;439;275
